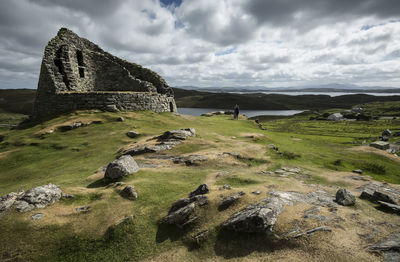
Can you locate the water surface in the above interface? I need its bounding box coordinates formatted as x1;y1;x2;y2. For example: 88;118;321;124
178;108;303;117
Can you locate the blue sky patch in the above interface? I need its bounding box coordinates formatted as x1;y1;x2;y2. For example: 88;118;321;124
160;0;182;7
215;45;238;56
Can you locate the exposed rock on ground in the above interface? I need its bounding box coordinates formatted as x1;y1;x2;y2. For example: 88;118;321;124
218;194;241;211
104;155;139;180
189;184;210;198
222;203;279;233
123;128;196;156
76;205;91;213
370;141;390;150
0;184;63;213
378;201;400;215
31;213;44;220
359;182;400;205
162;185;210;228
120;185;138;200
126;131;140;138
173;154;208;166
368;233;400;261
335;188;356;206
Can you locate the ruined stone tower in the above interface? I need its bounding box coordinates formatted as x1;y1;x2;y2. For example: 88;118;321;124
33;28;177;118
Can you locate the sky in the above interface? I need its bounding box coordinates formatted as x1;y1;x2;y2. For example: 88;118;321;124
0;0;399;90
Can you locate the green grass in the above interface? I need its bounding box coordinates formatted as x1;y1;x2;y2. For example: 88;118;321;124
1;102;400;261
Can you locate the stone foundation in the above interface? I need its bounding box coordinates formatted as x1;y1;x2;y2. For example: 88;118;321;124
33;91;177;118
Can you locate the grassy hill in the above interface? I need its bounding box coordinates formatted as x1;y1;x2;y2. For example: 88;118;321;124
0;106;400;261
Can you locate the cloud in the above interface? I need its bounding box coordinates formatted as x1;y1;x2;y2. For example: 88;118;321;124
0;0;399;90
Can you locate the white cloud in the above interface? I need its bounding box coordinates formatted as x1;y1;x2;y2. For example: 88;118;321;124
0;0;399;89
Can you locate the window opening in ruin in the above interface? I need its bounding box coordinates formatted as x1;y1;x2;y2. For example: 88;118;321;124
76;50;84;66
169;102;174;112
79;67;85;78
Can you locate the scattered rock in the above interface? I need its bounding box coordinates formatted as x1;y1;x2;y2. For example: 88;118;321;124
157;128;195;141
76;205;91;213
358;182;400;205
294;227;332;238
218;194;240;211
106;105;119;112
222;203;278;233
238;191;246;196
126;131;139;138
189;184;209;198
104;155;139;180
120;186;138;200
368;233;400;260
106;181;126;188
116;116;125;122
377;201;400;215
370;141;390;150
31;213;44;220
221;152;243;159
381;129;392;141
1;184;64;213
218;184;231;190
173;155;208;166
335;188;356;206
115;215;133;226
193;230;209;244
162;202;195;226
58;122;85;131
327;113;343;121
61;193;75;199
352;169;363;174
169;195;208;214
252;190;261;195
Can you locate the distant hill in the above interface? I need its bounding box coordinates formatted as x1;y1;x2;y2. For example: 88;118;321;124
173;88;400;110
0;89;36;115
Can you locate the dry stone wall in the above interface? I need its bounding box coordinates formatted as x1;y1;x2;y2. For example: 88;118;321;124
33;28;176;119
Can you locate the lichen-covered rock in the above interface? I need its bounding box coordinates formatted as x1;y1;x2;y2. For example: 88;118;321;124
335;188;356;206
189;184;209;198
222;203;278;233
104;155;139;180
120;186;138;200
358;182;400;205
0;184;63;213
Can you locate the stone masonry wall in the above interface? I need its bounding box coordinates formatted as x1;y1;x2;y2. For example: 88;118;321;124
33;92;177;119
33;28;177;119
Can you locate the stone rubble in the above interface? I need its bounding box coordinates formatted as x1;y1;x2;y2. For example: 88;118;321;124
0;184;63;213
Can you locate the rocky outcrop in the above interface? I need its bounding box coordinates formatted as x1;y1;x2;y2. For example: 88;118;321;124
33;28;177;119
368;233;400;261
0;184;63;213
173;154;208;166
370;141;390;150
123;128;196;156
126;131;140;138
335;188;356;206
222;203;279;233
218;194;241;211
358;182;400;215
104;155;139;180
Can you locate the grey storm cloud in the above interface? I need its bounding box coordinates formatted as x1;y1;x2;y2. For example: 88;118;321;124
0;0;399;89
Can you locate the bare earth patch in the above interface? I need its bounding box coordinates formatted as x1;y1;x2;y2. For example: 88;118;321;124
348;145;400;163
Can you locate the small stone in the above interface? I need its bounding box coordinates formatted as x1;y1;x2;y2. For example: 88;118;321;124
31;213;44;220
61;193;75;199
76;205;91;213
370;141;390;150
252;190;261;195
352;169;363;174
335;188;356;206
193;230;209;244
115;215;133;226
116;116;125;122
218;194;240;211
189;184;209;198
120;186;138;200
126;131;139;138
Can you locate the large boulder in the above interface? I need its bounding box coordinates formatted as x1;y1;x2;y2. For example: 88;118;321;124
221;203;278;233
104;155;139;180
327;113;343;121
335;188;356;206
358;182;400;205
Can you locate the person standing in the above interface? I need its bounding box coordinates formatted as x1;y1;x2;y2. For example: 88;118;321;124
234;104;240;120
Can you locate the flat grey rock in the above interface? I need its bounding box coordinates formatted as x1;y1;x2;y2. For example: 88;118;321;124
31;213;44;220
218;194;240;211
120;186;138;200
126;131;139;138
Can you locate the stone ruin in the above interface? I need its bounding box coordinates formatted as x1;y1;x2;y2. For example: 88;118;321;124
32;28;177;119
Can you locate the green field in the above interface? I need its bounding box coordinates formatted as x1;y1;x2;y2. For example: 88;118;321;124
0;102;399;261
